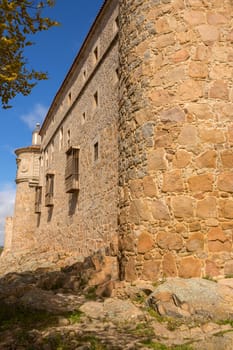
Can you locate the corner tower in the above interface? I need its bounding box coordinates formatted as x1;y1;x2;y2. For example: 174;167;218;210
9;125;41;252
119;0;233;280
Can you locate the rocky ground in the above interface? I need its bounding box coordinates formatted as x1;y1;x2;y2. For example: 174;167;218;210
0;253;233;349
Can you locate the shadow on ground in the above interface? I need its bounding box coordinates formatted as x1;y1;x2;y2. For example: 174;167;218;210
0;255;161;350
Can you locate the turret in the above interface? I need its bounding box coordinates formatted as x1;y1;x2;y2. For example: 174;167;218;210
32;123;41;146
118;0;233;280
5;125;41;252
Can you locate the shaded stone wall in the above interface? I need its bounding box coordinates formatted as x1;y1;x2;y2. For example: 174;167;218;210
33;0;119;259
11;182;38;251
119;0;233;280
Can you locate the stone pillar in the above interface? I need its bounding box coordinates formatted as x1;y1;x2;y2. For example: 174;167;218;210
119;0;233;281
10;145;41;252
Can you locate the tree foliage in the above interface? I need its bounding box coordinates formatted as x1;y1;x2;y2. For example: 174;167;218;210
0;0;58;108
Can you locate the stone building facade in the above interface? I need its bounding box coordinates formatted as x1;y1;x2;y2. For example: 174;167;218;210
3;0;233;281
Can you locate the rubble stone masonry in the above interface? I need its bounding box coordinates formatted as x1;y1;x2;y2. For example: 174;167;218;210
119;0;233;280
33;0;119;259
3;217;13;254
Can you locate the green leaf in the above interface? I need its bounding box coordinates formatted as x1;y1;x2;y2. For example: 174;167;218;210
0;0;59;108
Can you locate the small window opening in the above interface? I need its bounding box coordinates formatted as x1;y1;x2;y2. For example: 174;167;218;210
45;150;49;168
35;186;42;213
94;91;99;107
68;92;72;105
40;155;44;167
67;129;71;147
59;127;63;150
94;46;99;62
51;141;54;162
83;69;86;79
94;142;99;162
114;16;119;32
115;67;119;82
82;112;86;125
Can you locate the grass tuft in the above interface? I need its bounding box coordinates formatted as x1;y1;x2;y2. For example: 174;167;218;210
140;339;193;350
67;310;83;324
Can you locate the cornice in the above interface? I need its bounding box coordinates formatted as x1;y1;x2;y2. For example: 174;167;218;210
15;145;41;156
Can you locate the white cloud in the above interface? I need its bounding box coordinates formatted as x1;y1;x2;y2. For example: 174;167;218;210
0;183;16;246
20;103;48;130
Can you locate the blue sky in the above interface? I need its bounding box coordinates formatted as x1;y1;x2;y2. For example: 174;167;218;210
0;0;104;245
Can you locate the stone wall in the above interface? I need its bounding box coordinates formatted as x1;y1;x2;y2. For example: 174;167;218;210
119;0;233;280
11;182;39;251
32;0;119;258
3;217;13;253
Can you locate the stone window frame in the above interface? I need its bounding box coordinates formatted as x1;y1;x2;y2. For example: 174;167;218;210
65;146;80;193
83;68;87;80
68;91;72;106
82;111;86;125
45;149;49;168
92;136;100;164
35;186;42;213
93;42;100;64
51;140;54;163
59;127;64;150
94;142;99;161
45;173;55;207
115;67;119;84
40;155;44;168
113;16;119;33
67;129;71;148
93;90;99;109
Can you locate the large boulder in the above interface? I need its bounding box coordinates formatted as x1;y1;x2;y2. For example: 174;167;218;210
148;278;233;320
80;298;144;322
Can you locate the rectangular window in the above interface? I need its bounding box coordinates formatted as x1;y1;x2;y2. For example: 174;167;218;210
51;140;54;162
83;69;87;80
40;155;44;168
65;147;79;193
93;46;99;63
68;92;72;105
35;186;42;213
45;173;54;207
67;129;71;147
82;112;86;125
94;142;99;162
59;127;63;150
94;91;99;108
45;149;49;168
115;67;119;82
114;16;119;33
